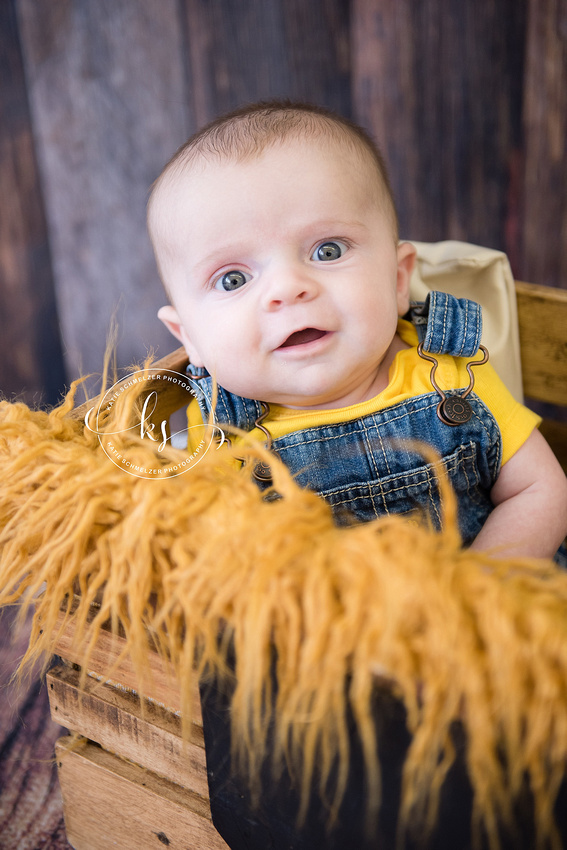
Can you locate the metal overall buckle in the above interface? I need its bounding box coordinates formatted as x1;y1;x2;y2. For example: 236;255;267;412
417;343;489;426
186;366;273;480
226;402;273;483
248;402;273;482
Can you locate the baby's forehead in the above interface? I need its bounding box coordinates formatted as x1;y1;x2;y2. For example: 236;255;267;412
149;133;394;255
160;136;383;208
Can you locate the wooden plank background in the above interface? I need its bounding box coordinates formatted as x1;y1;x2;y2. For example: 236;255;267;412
0;0;565;405
0;0;65;406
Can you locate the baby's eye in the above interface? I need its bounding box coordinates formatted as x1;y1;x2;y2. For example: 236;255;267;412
214;270;251;291
312;240;348;262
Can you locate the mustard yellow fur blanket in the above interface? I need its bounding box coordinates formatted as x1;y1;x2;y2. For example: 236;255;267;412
1;377;567;849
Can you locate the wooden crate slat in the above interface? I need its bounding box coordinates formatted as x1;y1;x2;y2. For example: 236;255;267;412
52;609;201;722
70;346;190;424
47;665;207;798
55;737;229;850
515;281;567;407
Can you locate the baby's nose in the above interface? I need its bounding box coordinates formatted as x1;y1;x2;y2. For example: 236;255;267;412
262;269;319;309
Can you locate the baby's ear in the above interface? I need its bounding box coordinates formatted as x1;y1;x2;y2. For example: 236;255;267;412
396;241;416;315
157;306;205;367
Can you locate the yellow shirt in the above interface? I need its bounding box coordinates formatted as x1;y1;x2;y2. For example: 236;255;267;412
187;319;540;466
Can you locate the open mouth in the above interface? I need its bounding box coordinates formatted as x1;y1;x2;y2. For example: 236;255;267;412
279;328;328;348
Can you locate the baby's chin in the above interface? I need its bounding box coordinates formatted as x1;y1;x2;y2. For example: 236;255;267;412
259;389;358;411
208;369;370;410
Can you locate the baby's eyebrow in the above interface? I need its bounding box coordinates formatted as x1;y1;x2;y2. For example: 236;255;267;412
192;220;370;277
192;243;250;275
301;218;368;234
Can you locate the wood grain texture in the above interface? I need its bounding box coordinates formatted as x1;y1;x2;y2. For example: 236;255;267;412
351;0;527;262
521;0;567;288
47;664;208;797
181;0;351;126
55;737;229;850
515;281;567;405
0;0;65;406
52;608;201;720
515;280;567;469
16;0;191;384
3;0;567;411
70;346;190;432
539;419;567;473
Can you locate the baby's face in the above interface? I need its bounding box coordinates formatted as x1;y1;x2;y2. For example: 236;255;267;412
155;139;415;409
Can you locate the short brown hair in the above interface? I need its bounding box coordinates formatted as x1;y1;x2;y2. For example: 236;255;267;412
149;100;399;240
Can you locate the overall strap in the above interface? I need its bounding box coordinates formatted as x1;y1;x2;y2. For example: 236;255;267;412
186;365;264;431
409;292;483;357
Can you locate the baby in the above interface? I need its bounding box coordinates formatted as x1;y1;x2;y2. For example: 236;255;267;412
148;101;567;560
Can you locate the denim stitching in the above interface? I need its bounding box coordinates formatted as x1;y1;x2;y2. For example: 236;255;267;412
322;443;477;505
275;398;441;450
426;467;442;526
460;301;469;357
440;294;449;353
372;415;393;476
359;417;389;516
460;442;474;503
453;443;482;505
467;399;502;473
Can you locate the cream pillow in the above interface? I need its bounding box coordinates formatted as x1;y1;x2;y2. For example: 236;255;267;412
408;240;523;402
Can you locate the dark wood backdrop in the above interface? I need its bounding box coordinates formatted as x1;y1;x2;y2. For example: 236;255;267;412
1;0;566;406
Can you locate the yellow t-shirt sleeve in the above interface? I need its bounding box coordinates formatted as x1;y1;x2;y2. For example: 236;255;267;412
467;360;541;465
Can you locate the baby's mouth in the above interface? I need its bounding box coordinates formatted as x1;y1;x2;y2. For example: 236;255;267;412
279;328;328;348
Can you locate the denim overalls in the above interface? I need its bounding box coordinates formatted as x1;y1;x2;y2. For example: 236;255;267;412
188;292;500;546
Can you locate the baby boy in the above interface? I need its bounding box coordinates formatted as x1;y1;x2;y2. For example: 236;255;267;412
148;101;567;560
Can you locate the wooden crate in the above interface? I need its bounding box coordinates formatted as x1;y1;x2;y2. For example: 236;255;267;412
47;615;228;850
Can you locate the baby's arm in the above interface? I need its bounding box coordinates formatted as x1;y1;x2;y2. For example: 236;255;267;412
471;428;567;558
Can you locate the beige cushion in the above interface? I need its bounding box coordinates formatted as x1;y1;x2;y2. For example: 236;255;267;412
408;240;523;402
